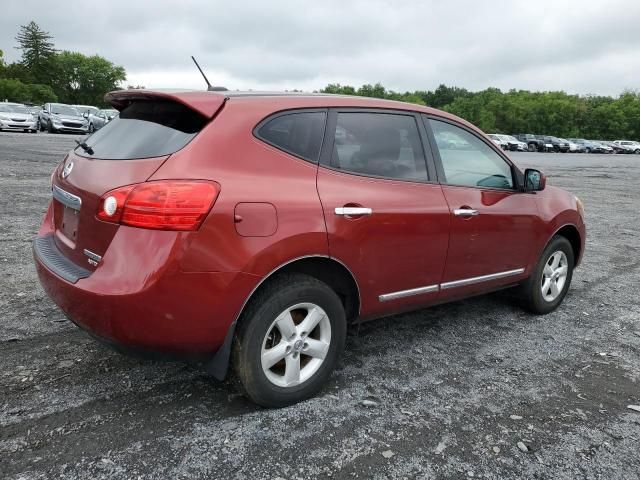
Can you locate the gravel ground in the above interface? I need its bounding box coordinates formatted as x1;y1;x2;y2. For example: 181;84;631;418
1;131;639;480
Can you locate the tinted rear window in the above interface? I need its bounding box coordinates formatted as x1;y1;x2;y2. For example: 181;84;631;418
76;100;207;160
256;111;326;163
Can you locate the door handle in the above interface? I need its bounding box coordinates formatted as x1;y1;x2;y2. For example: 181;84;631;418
335;207;373;216
453;208;479;217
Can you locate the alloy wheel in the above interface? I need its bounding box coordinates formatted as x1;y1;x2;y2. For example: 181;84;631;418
261;303;331;388
541;250;568;302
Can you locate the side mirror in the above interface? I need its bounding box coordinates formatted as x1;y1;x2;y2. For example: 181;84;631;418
524;168;546;191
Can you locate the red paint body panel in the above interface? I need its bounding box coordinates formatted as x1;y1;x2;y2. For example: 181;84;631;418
36;205;258;352
438;185;541;298
33;90;586;359
317;169;450;318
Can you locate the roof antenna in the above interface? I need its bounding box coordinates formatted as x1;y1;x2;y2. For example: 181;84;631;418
191;56;228;92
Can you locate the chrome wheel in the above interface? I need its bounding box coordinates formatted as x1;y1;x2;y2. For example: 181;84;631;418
261;303;331;388
541;250;568;302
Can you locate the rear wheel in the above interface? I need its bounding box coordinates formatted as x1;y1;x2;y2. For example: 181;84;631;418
232;273;346;407
520;236;574;314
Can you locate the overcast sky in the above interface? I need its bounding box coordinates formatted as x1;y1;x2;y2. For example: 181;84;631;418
2;0;639;96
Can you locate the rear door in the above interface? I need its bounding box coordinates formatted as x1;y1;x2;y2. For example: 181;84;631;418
423;116;540;298
50;97;222;271
317;109;450;318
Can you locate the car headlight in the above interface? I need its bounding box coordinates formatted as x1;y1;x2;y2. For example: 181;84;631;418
575;196;585;220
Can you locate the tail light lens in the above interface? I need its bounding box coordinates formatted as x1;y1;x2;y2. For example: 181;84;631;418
97;181;220;231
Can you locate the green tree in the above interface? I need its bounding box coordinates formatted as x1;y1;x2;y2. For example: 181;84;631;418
14;21;57;84
0;78;57;103
51;51;126;105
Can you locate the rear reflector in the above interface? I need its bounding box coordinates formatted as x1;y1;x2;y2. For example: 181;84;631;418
97;181;220;231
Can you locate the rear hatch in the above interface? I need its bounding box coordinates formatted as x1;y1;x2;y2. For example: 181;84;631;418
49;93;225;271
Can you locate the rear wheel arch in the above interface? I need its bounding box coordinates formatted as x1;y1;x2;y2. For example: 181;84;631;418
205;256;360;380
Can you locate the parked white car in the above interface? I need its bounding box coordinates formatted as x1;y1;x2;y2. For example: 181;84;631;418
489;134;527;151
487;134;508;150
613;140;640;154
0;103;38;133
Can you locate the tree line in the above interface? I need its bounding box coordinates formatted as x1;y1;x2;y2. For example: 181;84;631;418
321;84;640;140
2;21;637;139
0;21;126;106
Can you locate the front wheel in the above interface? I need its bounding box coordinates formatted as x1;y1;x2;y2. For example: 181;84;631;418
88;123;95;133
520;236;574;314
528;143;536;152
232;273;346;407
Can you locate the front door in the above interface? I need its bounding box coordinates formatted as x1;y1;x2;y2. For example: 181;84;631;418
425;117;541;298
317;110;450;318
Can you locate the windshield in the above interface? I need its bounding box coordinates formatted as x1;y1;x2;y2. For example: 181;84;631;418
504;135;518;142
11;106;29;114
75;106;98;115
51;105;80;116
104;109;118;117
0;105;14;113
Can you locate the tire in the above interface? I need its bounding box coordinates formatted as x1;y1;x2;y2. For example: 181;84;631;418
585;148;591;154
635;149;640;154
89;123;95;133
528;143;536;152
47;121;56;134
520;236;574;314
232;273;346;407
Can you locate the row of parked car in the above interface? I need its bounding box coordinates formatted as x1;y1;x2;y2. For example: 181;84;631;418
0;102;118;134
487;133;640;154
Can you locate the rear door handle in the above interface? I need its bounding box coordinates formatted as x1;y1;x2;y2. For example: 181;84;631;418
453;208;479;217
335;207;373;216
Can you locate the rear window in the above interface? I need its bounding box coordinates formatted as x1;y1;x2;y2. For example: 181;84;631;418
255;111;326;163
77;100;208;160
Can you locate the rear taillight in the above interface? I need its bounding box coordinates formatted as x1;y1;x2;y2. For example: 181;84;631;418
96;181;220;231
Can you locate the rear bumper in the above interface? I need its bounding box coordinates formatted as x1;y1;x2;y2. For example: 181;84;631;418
33;228;260;355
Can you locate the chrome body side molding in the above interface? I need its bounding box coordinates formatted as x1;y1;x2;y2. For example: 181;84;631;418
379;284;439;302
440;268;525;290
378;268;526;301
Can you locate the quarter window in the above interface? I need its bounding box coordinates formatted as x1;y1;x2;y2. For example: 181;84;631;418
428;119;514;189
331;113;428;181
257;111;326;163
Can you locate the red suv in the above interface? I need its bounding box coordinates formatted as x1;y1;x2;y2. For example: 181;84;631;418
34;90;586;407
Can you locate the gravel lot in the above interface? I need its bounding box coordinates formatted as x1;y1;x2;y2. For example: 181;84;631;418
1;131;639;480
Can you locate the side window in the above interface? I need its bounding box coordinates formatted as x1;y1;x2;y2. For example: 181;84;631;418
428;119;514;189
257;111;326;163
331;112;428;182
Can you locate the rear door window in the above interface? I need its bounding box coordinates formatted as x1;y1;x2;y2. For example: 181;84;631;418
330;112;428;182
77;100;207;160
256;111;326;163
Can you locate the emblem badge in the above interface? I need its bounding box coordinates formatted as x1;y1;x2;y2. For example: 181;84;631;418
62;161;74;179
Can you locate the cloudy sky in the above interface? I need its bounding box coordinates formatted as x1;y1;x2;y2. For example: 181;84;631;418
2;0;639;96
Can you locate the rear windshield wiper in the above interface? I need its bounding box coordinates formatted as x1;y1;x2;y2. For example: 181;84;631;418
75;140;94;155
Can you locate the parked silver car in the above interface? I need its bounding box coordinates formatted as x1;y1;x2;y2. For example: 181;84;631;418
38;103;89;134
88;109;118;132
0;103;38;133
